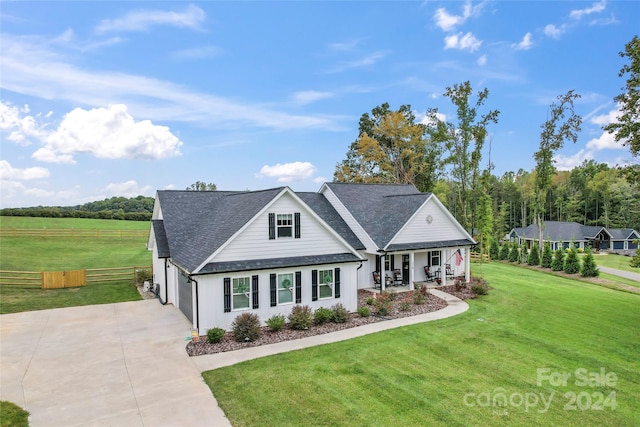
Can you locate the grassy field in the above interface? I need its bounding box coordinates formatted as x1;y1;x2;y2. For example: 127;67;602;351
591;253;639;273
203;262;640;427
0;216;149;230
0;216;151;314
0;400;29;427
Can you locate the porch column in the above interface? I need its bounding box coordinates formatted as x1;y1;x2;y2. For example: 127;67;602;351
409;252;415;290
465;247;470;283
442;249;447;286
380;255;386;292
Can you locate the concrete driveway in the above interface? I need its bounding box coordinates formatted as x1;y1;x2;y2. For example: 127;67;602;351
0;300;230;427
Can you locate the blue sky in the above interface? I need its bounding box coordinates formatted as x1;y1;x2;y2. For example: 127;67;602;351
1;1;638;208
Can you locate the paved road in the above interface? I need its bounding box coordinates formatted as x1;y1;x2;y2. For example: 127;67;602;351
0;300;230;427
599;266;640;282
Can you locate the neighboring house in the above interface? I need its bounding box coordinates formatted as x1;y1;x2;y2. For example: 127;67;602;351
508;221;639;254
147;183;475;332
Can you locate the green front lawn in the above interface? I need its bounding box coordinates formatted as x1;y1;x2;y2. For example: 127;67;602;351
0;216;149;230
591;253;639;274
203;263;640;426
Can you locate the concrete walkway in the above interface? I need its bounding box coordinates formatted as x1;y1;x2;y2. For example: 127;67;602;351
192;289;469;372
599;266;640;282
0;300;230;427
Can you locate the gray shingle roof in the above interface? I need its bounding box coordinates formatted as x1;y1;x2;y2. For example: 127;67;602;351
513;221;608;242
151;220;170;258
158;188;283;271
608;228;639;240
324;182;431;248
197;253;362;274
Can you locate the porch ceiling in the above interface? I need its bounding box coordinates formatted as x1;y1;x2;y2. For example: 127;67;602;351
385;239;474;252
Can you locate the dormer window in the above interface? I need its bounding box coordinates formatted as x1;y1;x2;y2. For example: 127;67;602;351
268;212;301;240
277;214;293;238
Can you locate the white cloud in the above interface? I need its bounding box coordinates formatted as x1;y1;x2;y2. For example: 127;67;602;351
570;0;606;20
512;32;533;50
477;54;487;66
327;51;389;73
327;39;362;52
418;111;447;126
433;1;485;31
0;34;341;131
313;176;327;184
34;104;183;163
554;149;594;171
544;24;565;39
586;107;626;151
256;162;317;182
0;101;48;146
95;4;205;33
292;91;334;106
444;32;482;52
104;180;154;198
0;160;50;180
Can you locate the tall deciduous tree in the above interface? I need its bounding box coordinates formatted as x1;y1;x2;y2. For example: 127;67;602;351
533;90;582;251
427;81;499;231
604;36;640;163
333;103;440;191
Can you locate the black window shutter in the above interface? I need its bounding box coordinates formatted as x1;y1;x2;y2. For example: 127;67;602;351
270;273;277;306
390;255;395;271
294;212;301;239
295;271;302;303
334;268;341;298
375;255;381;272
252;275;259;309
311;269;318;301
223;277;231;312
268;213;276;240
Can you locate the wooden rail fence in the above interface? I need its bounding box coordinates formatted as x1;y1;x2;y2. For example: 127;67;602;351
0;266;151;288
0;229;148;238
470;252;491;262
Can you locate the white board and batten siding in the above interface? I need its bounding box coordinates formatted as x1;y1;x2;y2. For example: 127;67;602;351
196;263;359;332
390;198;468;246
213;193;351;263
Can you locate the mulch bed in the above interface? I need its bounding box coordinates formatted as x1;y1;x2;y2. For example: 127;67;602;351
186;286;476;357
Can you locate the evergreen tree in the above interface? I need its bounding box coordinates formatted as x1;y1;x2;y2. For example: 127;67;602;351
508;242;519;262
498;243;509;260
489;239;499;261
541;242;553;268
519;244;528;264
581;247;599;277
630;240;640;268
551;245;565;271
564;244;581;274
528;241;540;266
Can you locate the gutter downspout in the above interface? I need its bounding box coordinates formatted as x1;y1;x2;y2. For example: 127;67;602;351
190;276;200;334
158;259;168;305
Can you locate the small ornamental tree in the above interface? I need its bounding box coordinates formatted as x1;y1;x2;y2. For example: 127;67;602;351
581;247;599;277
564;244;581;274
498;243;509;260
508;242;519;262
630;240;640;268
519;244;528;264
552;245;565;271
541;242;553;268
528;242;540;266
489;239;499;261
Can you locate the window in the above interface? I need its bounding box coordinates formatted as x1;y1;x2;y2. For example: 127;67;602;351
318;269;333;299
384;255;391;271
277;214;293;238
429;251;441;267
232;277;251;310
277;273;294;304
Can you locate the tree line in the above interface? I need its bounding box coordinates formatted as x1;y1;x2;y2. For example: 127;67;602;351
333;36;640;255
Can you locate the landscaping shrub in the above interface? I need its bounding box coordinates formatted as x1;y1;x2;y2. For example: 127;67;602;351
266;314;286;332
471;282;489;295
365;296;374;305
552;246;565;271
206;327;225;344
231;312;261;342
541;242;553;268
519;245;528;264
581;247;599;277
373;292;393;316
630;242;640;268
564;244;581;274
357;306;370;317
314;307;333;324
508;242;519;262
413;285;427;305
288;305;313;330
528;243;540;266
489;239;499;261
331;303;349;323
498;243;509;260
399;300;411;312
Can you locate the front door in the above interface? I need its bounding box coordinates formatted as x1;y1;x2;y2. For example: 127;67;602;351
402;255;410;284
